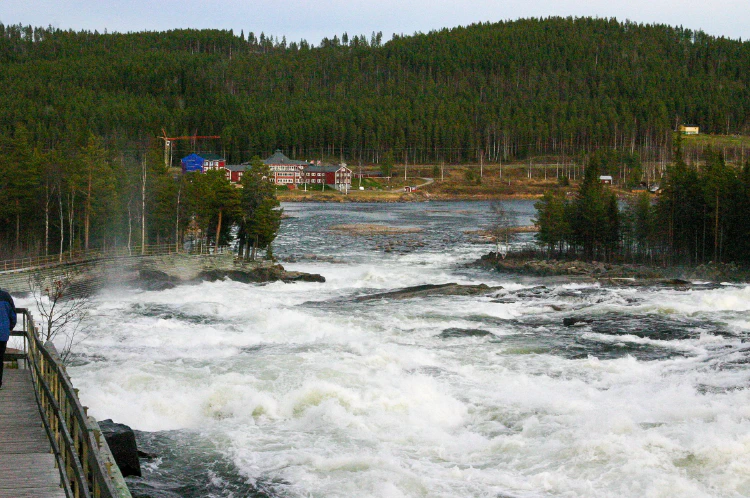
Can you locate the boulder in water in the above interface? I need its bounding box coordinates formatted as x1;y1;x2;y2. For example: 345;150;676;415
439;328;492;338
280;271;326;283
197;267;325;284
356;283;501;301
136;269;177;291
563;317;594;327
98;419;141;477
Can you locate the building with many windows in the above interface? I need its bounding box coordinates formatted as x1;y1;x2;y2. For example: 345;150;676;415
222;151;353;189
302;164;353;189
263;150;310;186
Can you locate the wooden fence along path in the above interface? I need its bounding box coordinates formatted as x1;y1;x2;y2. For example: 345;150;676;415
0;243;233;274
0;310;131;498
0;369;66;498
0;244;180;274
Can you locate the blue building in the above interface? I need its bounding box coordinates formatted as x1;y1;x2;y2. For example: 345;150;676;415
181;153;204;173
181;153;226;174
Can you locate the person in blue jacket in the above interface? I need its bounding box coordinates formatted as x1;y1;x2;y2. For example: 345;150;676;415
0;288;17;390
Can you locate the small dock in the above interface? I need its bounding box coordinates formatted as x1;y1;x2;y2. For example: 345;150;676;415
0;369;65;497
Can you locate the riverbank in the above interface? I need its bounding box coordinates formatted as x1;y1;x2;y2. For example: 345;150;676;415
471;252;750;284
276;172;575;203
277;190;547;203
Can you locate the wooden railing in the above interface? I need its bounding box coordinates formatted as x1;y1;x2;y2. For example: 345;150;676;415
0;243;232;273
0;244;177;273
12;309;131;498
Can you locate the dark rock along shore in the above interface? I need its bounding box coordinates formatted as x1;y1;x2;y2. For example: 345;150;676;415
472;252;748;284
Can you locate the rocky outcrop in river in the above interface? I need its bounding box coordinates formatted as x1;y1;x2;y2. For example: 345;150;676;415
355;283;501;301
134;258;325;289
99;419;141;478
471;252;749;284
0;253;325;296
198;266;325;284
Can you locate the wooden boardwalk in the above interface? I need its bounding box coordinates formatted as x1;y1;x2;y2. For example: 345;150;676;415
0;369;65;498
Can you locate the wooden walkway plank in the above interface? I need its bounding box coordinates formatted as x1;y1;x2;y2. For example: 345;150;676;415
0;488;66;498
0;369;66;498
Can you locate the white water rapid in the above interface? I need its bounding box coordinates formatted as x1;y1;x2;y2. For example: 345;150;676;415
21;202;750;497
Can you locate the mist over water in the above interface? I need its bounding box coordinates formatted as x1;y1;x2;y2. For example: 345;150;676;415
40;202;750;497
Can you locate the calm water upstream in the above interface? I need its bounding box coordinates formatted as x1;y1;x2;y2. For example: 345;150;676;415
37;202;750;497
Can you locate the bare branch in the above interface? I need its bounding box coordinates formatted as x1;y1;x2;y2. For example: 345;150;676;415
488;201;515;259
28;270;90;364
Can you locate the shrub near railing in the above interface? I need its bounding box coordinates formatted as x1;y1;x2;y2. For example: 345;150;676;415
14;309;131;498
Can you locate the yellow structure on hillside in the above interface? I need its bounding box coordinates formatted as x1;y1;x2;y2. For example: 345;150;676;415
679;124;700;135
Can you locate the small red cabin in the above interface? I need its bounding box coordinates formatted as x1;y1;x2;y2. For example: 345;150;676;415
225;164;247;184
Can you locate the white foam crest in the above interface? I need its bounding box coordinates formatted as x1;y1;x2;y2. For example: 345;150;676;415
445;352;750;497
637;285;750;314
579;331;702;353
52;202;750;497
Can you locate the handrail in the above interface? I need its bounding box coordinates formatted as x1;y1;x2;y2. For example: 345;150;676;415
0;243;232;273
14;308;131;498
0;244;178;273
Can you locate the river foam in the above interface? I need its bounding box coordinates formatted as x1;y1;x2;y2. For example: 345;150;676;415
26;201;749;497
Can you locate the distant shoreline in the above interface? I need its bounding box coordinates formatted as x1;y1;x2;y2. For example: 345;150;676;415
277;192;545;203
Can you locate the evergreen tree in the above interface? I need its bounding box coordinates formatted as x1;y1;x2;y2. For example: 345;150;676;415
571;157;608;260
534;191;569;256
238;157;281;259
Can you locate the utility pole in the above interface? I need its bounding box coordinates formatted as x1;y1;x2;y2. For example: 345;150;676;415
141;156;147;255
715;190;720;262
175;180;182;253
404;150;408;182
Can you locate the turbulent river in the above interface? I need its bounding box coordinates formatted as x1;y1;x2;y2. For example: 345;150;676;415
40;202;750;497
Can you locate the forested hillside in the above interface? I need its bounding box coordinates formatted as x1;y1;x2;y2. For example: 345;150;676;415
1;17;749;164
1;17;749;258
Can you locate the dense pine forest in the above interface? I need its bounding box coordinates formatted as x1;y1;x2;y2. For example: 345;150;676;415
1;16;749;259
2;17;749;162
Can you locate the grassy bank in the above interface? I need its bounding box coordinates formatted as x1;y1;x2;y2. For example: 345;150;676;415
278;162;581;202
278;135;750;203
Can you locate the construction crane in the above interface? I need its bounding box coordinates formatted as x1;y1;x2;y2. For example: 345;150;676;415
159;129;221;168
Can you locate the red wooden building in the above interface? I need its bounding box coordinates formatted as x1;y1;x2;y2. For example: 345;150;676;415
225;164;247;184
302;164;353;189
224;151;353;188
263;150;310;186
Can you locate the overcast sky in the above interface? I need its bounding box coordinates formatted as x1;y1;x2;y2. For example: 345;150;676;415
1;0;747;43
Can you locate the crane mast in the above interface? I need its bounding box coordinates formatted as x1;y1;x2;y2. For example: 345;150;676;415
159;129;221;168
